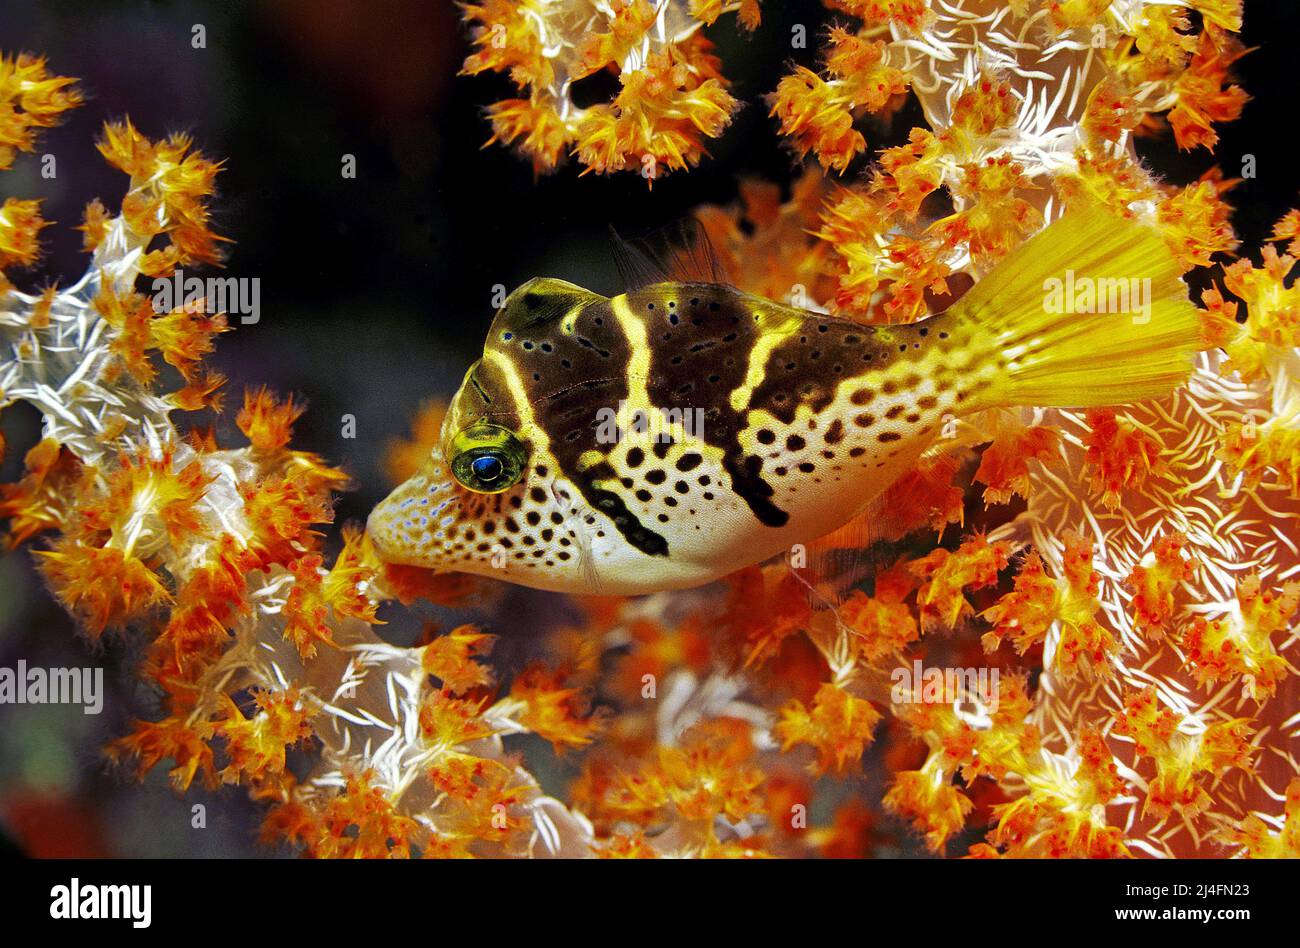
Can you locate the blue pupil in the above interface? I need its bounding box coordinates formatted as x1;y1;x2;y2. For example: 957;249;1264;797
471;454;504;482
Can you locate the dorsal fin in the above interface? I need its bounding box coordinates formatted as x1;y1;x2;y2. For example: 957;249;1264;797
609;218;729;289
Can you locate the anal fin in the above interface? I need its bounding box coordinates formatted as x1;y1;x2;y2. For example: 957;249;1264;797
784;441;972;609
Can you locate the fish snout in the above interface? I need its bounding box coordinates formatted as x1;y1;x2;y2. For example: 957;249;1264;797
365;472;455;568
365;489;414;566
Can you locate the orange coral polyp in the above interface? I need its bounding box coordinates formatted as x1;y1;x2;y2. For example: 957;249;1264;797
775;682;881;775
884;767;973;853
0;53;81;170
911;534;1012;632
974;422;1059;506
0;197;49;269
463;1;749;181
237;385;306;453
1114;687;1255;821
770;68;867;174
1124;531;1196;639
0;439;82;546
508;662;605;751
37;543;171;638
1183;574;1299;699
96;119;226;270
1082;408;1167;509
214;689;315;792
1168;26;1250;152
108;715;217;793
769;32;908;175
422;625;496;695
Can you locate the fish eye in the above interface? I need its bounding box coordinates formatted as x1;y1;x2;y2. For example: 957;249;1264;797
470;454;504;483
450;423;527;494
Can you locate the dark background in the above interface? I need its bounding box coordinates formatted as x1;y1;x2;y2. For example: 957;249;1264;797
0;0;1295;856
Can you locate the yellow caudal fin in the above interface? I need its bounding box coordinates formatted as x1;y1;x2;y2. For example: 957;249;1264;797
948;204;1201;410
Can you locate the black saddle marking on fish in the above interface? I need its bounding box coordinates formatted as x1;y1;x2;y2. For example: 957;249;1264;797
631;284;800;528
489;292;624;397
488;294;670;556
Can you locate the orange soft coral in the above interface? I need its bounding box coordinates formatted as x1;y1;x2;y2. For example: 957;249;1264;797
575;47;737;181
1183;574;1299;700
1124;530;1196;639
0;197;49;269
982;536;1116;680
574;718;768;854
933;155;1042;268
263;771;430;858
979;726;1130;859
383;400;447;486
1216;242;1300;384
839;565;920;665
97;119;226;273
0;53;81;170
506;662;604;751
775;681;881;775
910;534;1011;632
0;439;82;545
213;689;315;794
463;1;752;181
1216;407;1300;498
1168;26;1249;152
108;715;217;792
421;625;497;695
1157;176;1239;271
1081;408;1166;509
1114;687;1255;820
36;543;171;638
237;386;306;454
883;767;973;853
974;420;1059;506
721;563;813;668
770;30;908;173
1226;777;1300;858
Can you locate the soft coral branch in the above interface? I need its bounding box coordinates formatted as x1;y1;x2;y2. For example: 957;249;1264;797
0;83;595;857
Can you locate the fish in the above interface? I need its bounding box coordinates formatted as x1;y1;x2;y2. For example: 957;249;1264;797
367;205;1201;596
